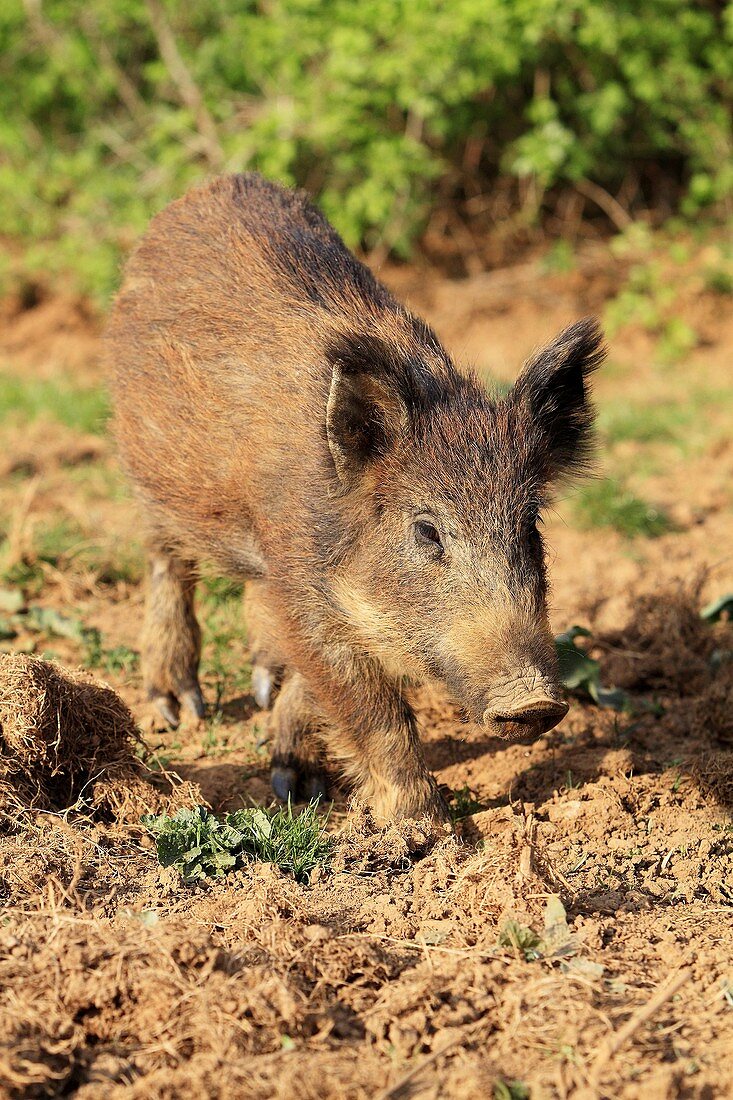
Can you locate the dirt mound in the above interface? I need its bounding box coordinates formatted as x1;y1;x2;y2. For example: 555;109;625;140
2;817;731;1100
330;806;446;874
0;655;198;821
0;831;573;1100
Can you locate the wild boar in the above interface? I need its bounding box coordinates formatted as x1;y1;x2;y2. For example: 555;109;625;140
106;173;604;824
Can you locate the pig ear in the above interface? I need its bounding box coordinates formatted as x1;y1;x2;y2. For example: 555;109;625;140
510;318;605;478
325;334;426;484
326;365;408;483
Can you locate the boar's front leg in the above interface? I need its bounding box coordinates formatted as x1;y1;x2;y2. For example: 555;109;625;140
141;546;205;727
298;645;449;825
269;672;328;802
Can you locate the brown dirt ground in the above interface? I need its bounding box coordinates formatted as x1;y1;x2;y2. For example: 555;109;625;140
1;238;732;1099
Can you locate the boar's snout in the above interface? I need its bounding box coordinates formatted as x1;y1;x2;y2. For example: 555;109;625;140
483;695;568;741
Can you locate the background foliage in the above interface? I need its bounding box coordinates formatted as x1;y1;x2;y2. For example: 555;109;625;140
1;0;732;300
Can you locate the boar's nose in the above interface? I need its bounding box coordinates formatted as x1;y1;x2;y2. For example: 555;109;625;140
483;697;569;739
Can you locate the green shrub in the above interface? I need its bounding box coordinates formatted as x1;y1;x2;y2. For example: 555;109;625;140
1;0;732;299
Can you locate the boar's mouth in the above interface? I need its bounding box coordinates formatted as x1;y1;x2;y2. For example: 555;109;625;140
438;662;568;742
482;693;569;742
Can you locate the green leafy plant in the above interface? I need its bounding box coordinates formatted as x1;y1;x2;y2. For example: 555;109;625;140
498;898;604;977
555;626;628;711
1;601;139;673
498;920;543;961
703;267;733;295
605;258;699;363
142;801;331;884
701;594;733;623
448;784;486;822
99;644;139;674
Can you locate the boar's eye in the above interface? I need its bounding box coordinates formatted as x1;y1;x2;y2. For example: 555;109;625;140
415;518;443;552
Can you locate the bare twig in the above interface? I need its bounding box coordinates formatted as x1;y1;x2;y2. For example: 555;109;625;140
575;178;633;231
588;968;692;1087
375;1022;481;1100
79;12;147;120
518;809;535;880
144;0;224;168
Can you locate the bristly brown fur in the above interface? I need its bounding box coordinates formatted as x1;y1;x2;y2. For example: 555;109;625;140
510;317;605;479
106;172;605;823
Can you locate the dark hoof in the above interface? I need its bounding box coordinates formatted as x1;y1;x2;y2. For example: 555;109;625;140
181;685;206;721
271;765;299;802
302;771;328;803
151;692;180;729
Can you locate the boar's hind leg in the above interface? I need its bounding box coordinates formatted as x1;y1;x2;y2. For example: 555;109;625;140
244;580;285;710
141;546;204;728
270;673;328;803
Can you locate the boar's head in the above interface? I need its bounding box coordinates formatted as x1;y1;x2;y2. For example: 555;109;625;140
326;317;604;741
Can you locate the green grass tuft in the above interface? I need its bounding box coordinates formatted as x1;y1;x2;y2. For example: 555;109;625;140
0;374;110;434
33;517;87;566
142;801;331;884
572;478;673;538
200;574;250;709
7;514;143;587
0;558;45;595
598;402;692;445
703;267;733;295
200;575;245;606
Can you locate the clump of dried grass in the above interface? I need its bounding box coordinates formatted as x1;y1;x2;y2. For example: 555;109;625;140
0;652;137;770
600;574;731;696
0;654;198;823
690;751;733;807
692;664;733;746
